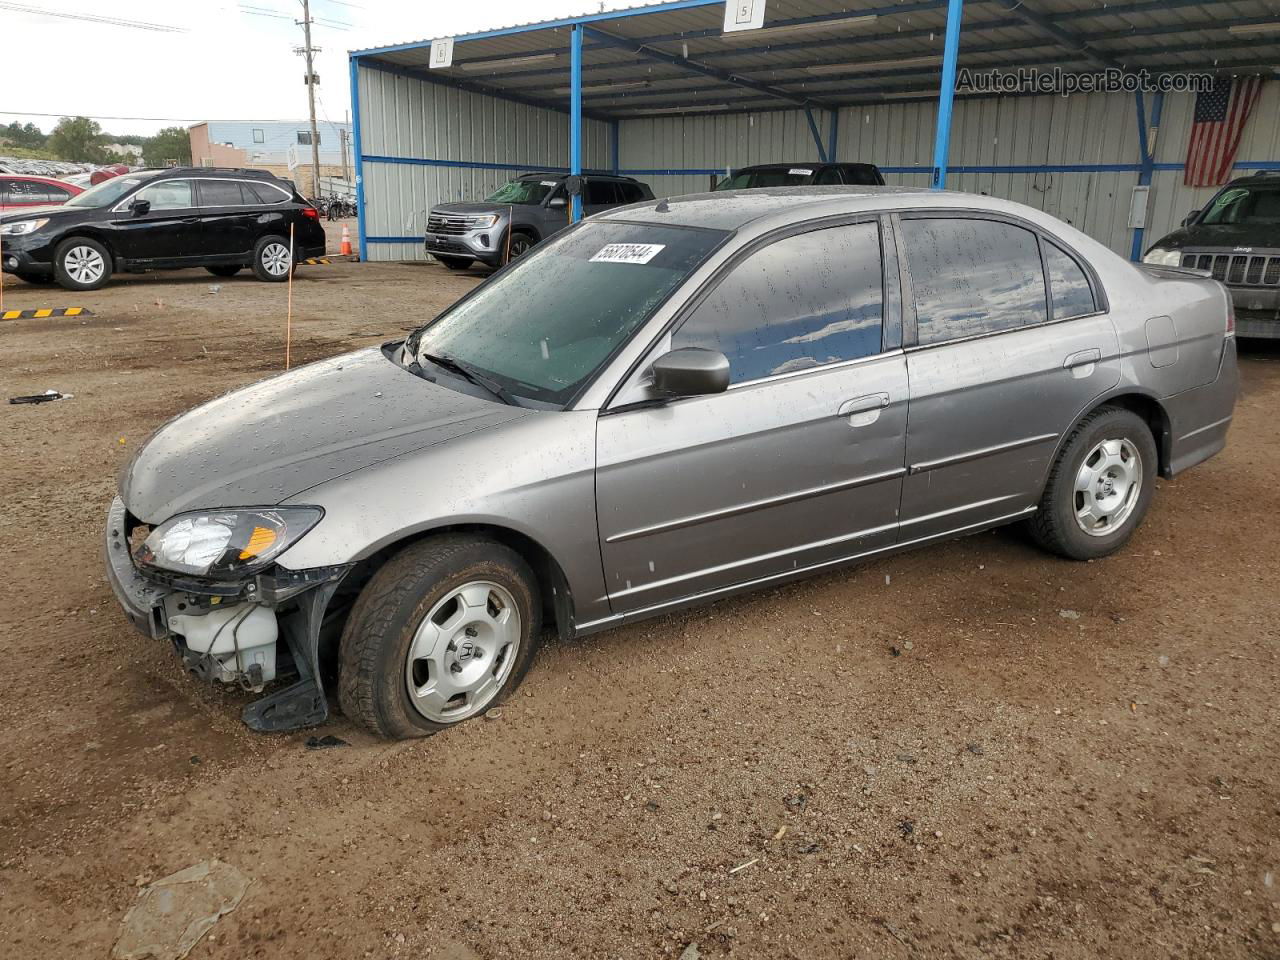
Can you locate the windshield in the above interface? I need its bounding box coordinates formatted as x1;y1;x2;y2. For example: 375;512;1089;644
1198;183;1280;225
486;178;558;205
412;220;728;405
715;168;814;190
63;173;157;208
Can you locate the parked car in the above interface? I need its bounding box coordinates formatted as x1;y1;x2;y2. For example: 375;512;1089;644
1144;171;1280;338
105;187;1237;739
0;174;83;211
424;172;654;270
0;167;326;290
714;162;884;190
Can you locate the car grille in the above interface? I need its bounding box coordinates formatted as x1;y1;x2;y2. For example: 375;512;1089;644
426;214;477;236
1180;251;1280;287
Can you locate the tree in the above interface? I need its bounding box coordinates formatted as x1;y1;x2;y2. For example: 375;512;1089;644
142;127;191;167
0;121;46;149
47;116;110;162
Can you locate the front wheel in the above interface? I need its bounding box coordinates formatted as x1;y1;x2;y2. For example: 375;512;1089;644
206;265;242;278
251;236;293;282
1028;406;1158;560
53;238;112;291
503;231;535;265
338;536;542;739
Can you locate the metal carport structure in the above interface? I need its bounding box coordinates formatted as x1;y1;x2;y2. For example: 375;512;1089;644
348;0;1279;263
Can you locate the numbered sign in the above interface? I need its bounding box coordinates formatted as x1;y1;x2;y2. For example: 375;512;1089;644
723;0;766;33
429;37;455;69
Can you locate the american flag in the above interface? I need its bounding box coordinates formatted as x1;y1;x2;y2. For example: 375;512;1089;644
1184;76;1264;187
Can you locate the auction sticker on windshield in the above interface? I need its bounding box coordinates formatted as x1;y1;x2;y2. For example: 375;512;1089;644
589;243;666;265
789;168;813;176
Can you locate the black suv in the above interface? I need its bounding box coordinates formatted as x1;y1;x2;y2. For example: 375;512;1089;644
1143;172;1280;338
714;162;885;190
0;167;327;291
425;172;655;270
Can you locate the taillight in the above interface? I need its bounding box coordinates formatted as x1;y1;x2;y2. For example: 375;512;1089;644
301;207;319;219
1225;293;1235;337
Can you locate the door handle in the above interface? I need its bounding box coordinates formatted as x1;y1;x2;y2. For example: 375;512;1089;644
839;393;890;427
180;216;200;224
1063;348;1101;369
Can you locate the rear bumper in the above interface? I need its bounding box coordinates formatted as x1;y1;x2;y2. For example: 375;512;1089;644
1227;286;1279;338
1164;337;1239;476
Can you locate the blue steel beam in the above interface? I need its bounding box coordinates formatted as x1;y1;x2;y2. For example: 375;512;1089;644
570;24;583;223
349;57;367;262
827;110;839;163
1130;90;1165;262
930;0;965;190
804;107;829;162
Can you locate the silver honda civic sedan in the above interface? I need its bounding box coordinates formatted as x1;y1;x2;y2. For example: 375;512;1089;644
105;187;1238;739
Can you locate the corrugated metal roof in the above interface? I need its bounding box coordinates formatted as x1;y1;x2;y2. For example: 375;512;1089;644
354;0;1280;117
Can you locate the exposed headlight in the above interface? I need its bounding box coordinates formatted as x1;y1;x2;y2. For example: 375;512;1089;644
469;215;499;229
1142;247;1182;266
134;507;323;580
0;218;49;236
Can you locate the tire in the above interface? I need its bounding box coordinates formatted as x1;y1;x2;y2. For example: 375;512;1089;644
1028;405;1158;561
503;231;535;265
206;265;242;278
437;256;473;271
338;536;542;739
52;238;112;291
15;272;56;285
250;236;293;282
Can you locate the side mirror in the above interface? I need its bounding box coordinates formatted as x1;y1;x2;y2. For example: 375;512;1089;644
131;198;151;216
1181;208;1199;227
547;196;567;209
651;348;730;398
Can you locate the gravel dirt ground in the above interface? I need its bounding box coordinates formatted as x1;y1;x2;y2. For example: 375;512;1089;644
1;222;1278;959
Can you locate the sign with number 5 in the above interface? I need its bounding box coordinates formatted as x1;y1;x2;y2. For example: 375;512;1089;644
723;0;766;33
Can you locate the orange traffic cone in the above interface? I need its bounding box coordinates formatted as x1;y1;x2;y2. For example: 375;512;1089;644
340;224;352;256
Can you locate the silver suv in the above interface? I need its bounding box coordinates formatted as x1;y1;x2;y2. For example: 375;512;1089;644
424;172;654;270
106;187;1238;739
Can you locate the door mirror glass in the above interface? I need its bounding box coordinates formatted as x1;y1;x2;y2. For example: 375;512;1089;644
1182;208;1200;226
547;195;567;209
651;348;730;397
130;198;151;216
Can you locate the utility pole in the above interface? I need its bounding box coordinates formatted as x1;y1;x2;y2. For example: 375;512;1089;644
296;0;322;197
341;109;350;183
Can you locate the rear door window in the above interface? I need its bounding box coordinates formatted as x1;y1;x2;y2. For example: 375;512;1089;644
196;180;247;207
618;181;647;204
842;165;883;185
585;180;621;206
1043;241;1097;320
673;221;884;384
902;217;1048;345
814;167;844;185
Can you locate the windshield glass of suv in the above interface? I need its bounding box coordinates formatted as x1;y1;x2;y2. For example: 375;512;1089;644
715;169;812;190
414;221;728;405
486;179;556;205
1199;183;1280;225
63;173;157;208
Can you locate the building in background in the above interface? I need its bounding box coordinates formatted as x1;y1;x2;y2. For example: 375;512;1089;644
104;143;144;161
188;119;352;195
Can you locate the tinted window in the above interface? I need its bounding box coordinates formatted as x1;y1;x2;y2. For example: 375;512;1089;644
585;180;620;206
135;179;193;210
1043;241;1096;320
674;222;884;384
814;167;844;185
618;182;647;204
245;181;289;204
842;165;883;185
902;218;1047;346
197;180;247;207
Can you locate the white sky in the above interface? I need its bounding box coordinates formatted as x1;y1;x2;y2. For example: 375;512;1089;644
0;0;638;137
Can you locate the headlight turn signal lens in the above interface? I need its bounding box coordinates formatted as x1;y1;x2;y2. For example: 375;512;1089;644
135;507;322;579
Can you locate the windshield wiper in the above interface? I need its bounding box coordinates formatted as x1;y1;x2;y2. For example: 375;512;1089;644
420;352;520;406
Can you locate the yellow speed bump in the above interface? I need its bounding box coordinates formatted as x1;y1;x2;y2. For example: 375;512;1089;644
300;255;360;265
1;307;93;321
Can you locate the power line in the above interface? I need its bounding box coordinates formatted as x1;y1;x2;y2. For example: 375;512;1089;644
0;1;187;33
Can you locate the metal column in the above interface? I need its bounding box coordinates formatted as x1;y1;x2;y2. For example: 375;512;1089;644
930;0;965;189
1130;90;1164;262
570;24;583;222
348;56;367;261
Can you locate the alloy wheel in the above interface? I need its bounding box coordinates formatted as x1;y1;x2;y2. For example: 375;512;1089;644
64;245;105;285
261;242;291;276
1074;438;1143;536
404;580;520;723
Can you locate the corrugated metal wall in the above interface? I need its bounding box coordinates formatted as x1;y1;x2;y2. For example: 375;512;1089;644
357;63;608;261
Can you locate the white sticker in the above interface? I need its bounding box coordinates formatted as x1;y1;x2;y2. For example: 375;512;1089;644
540;180;558;186
788;168;813;176
429;37;455;69
590;243;666;265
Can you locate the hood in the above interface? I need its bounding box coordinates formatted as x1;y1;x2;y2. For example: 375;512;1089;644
1149;222;1280;252
121;346;528;522
0;203;77;223
431;201;527;215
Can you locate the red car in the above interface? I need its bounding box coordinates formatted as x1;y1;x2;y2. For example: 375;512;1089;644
0;175;83;211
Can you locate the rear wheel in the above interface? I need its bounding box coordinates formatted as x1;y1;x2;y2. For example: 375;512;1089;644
206;265;242;278
338;536;541;739
437;256;473;271
53;238;112;291
251;236;292;282
1028;406;1157;560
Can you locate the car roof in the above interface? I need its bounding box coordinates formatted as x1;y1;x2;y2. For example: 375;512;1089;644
148;166;285;181
733;162;878;171
1229;171;1280;185
0;174;79;184
516;171;641;183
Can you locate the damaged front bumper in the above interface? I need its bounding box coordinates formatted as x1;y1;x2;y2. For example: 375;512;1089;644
105;496;351;732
